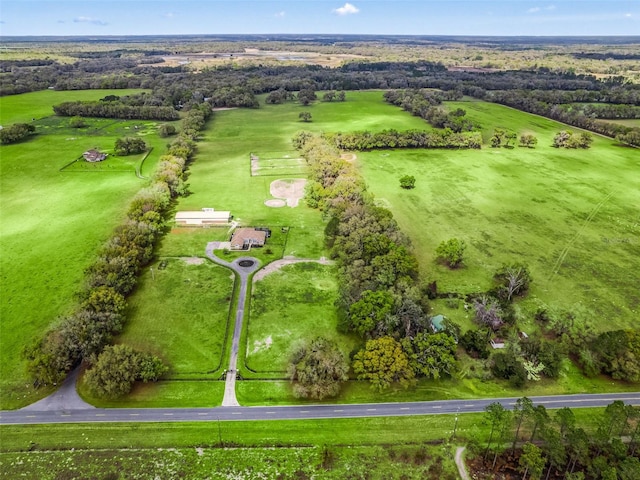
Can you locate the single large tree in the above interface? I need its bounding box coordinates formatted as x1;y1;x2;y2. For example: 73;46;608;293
519;443;545;480
287;337;349;400
494;263;532;302
484;402;510;459
435;238;466;268
348;290;395;337
402;332;457;380
352;336;415;391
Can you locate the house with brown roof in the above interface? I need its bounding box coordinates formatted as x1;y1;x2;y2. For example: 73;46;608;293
83;149;107;162
230;228;267;250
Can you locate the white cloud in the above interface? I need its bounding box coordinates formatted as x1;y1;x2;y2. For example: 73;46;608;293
163;12;176;19
625;13;632;17
274;11;285;18
333;3;360;16
527;5;556;14
73;16;107;26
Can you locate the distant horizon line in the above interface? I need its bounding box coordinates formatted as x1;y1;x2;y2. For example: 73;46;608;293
2;33;640;40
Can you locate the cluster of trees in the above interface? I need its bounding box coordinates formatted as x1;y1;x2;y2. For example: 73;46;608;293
326;129;482;150
205;86;259;108
490;128;518;148
293;133;459;392
0;123;36;145
53;100;179;121
321;90;346;102
267;88;346;105
384;89;477;132
552;130;593;148
537;309;640;383
114;136;146;156
480;399;639;479
22;107;211;396
85;344;167;399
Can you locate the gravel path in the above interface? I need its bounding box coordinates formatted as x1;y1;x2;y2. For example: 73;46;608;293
455;447;471;480
252;256;334;282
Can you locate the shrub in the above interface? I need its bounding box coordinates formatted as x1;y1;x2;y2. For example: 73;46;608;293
435;238;465;268
399;175;416;189
0;123;35;144
158;123;176;138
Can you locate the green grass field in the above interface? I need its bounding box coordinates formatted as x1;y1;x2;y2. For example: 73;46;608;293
0;407;608;479
0;89;171;409
118;258;234;377
245;262;359;375
359;99;640;332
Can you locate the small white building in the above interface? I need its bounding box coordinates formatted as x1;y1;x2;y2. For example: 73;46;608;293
175;209;231;226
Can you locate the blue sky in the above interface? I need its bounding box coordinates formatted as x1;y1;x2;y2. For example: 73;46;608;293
1;1;638;36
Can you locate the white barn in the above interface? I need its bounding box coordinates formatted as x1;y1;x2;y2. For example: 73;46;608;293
175;209;231;226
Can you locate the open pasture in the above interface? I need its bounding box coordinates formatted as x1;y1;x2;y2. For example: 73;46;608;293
359;100;640;330
245;262;358;376
0;89;166;408
250;150;307;177
117;258;234;378
0;88;146;124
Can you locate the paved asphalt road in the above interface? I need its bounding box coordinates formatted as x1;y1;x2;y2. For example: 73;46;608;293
2;392;639;425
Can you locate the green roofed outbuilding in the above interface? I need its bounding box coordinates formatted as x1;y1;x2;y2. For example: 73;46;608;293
430;314;446;333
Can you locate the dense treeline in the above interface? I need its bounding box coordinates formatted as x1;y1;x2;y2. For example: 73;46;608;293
53;100;179;121
3;53;639;144
478;399;640;479
23;106;211;396
326;129;482;150
295;133;458;391
560;103;640;119
484;90;640;147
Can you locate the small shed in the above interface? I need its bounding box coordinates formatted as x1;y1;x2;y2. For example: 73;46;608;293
83;149;107;162
230;228;267;250
430;315;446;334
175;209;231;226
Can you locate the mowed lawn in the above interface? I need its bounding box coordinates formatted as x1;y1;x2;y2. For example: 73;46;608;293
358;100;640;331
0;89;168;409
117;258;234;377
245;263;358;375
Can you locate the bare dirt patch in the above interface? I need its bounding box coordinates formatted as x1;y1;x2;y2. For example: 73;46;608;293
253;256;334;282
265;199;286;208
340;152;357;162
270;178;307;207
181;257;205;265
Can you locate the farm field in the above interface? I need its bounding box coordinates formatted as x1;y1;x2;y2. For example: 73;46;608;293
358;100;640;331
0;89;172;409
